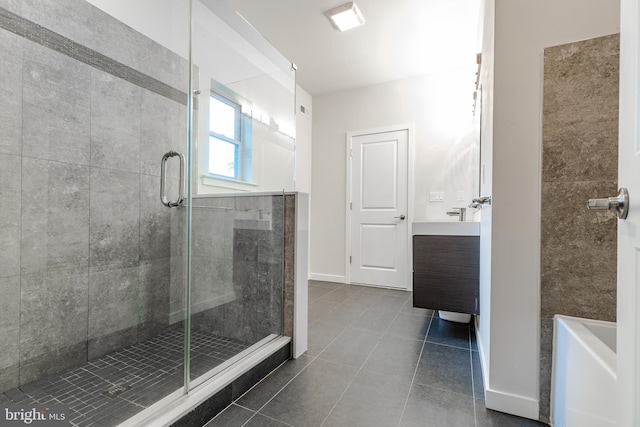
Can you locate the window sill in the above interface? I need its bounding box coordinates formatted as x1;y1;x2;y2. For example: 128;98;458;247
201;174;258;191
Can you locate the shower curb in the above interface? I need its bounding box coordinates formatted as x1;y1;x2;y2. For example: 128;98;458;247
118;337;291;427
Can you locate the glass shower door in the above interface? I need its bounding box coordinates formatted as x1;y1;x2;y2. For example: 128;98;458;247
0;0;195;425
0;0;295;423
185;0;296;389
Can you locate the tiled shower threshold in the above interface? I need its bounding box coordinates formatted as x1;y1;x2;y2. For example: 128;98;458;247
127;336;291;427
1;328;258;426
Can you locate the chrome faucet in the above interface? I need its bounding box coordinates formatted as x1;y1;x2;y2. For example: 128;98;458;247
469;196;492;209
446;207;466;222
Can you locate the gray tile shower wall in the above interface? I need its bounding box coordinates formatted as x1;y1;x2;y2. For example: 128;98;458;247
539;33;619;423
0;29;22;157
282;194;297;339
0;0;188;392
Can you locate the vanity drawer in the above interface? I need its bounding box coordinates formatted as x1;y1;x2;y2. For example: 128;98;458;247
412;235;479;314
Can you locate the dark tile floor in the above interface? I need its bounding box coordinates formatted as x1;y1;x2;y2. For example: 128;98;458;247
1;329;249;427
205;280;548;427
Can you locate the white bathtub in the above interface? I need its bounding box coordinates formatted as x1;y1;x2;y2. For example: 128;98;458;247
551;315;616;427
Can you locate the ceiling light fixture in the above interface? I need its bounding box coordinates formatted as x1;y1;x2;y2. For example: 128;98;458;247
325;2;365;32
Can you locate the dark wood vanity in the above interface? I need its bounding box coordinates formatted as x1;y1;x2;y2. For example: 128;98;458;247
412;233;480;315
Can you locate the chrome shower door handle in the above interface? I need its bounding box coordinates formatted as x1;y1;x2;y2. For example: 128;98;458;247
587;188;629;219
160;151;186;208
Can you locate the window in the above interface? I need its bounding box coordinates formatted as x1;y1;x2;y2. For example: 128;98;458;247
208;93;243;179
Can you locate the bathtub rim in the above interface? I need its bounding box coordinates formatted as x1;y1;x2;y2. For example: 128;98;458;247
550;314;617;426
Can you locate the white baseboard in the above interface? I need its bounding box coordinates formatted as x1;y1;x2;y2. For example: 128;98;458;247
475;320;540;421
485;388;539;420
308;273;346;283
475;320;489;402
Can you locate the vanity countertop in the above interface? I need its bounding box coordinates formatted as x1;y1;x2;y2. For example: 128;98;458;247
412;221;480;236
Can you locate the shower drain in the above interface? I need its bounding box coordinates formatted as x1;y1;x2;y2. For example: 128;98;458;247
102;383;132;398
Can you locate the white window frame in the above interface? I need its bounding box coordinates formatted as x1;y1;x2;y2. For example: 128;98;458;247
208;92;243;180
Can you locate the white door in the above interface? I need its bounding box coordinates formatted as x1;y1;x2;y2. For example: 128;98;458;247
348;129;409;289
618;1;640;424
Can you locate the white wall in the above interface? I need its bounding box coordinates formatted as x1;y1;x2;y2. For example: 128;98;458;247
311;71;477;282
295;85;313;194
477;0;494;404
478;0;619;419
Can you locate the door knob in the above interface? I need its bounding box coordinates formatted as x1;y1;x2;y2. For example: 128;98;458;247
587;188;629;219
394;214;406;220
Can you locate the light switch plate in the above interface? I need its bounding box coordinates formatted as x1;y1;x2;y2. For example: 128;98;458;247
429;191;445;202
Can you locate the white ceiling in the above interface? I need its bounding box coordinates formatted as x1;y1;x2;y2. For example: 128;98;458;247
225;0;481;95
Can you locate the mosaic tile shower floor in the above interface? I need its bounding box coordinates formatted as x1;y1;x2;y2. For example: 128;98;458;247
0;329;250;426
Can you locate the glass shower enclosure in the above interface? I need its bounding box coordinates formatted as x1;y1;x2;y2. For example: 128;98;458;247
0;0;296;425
